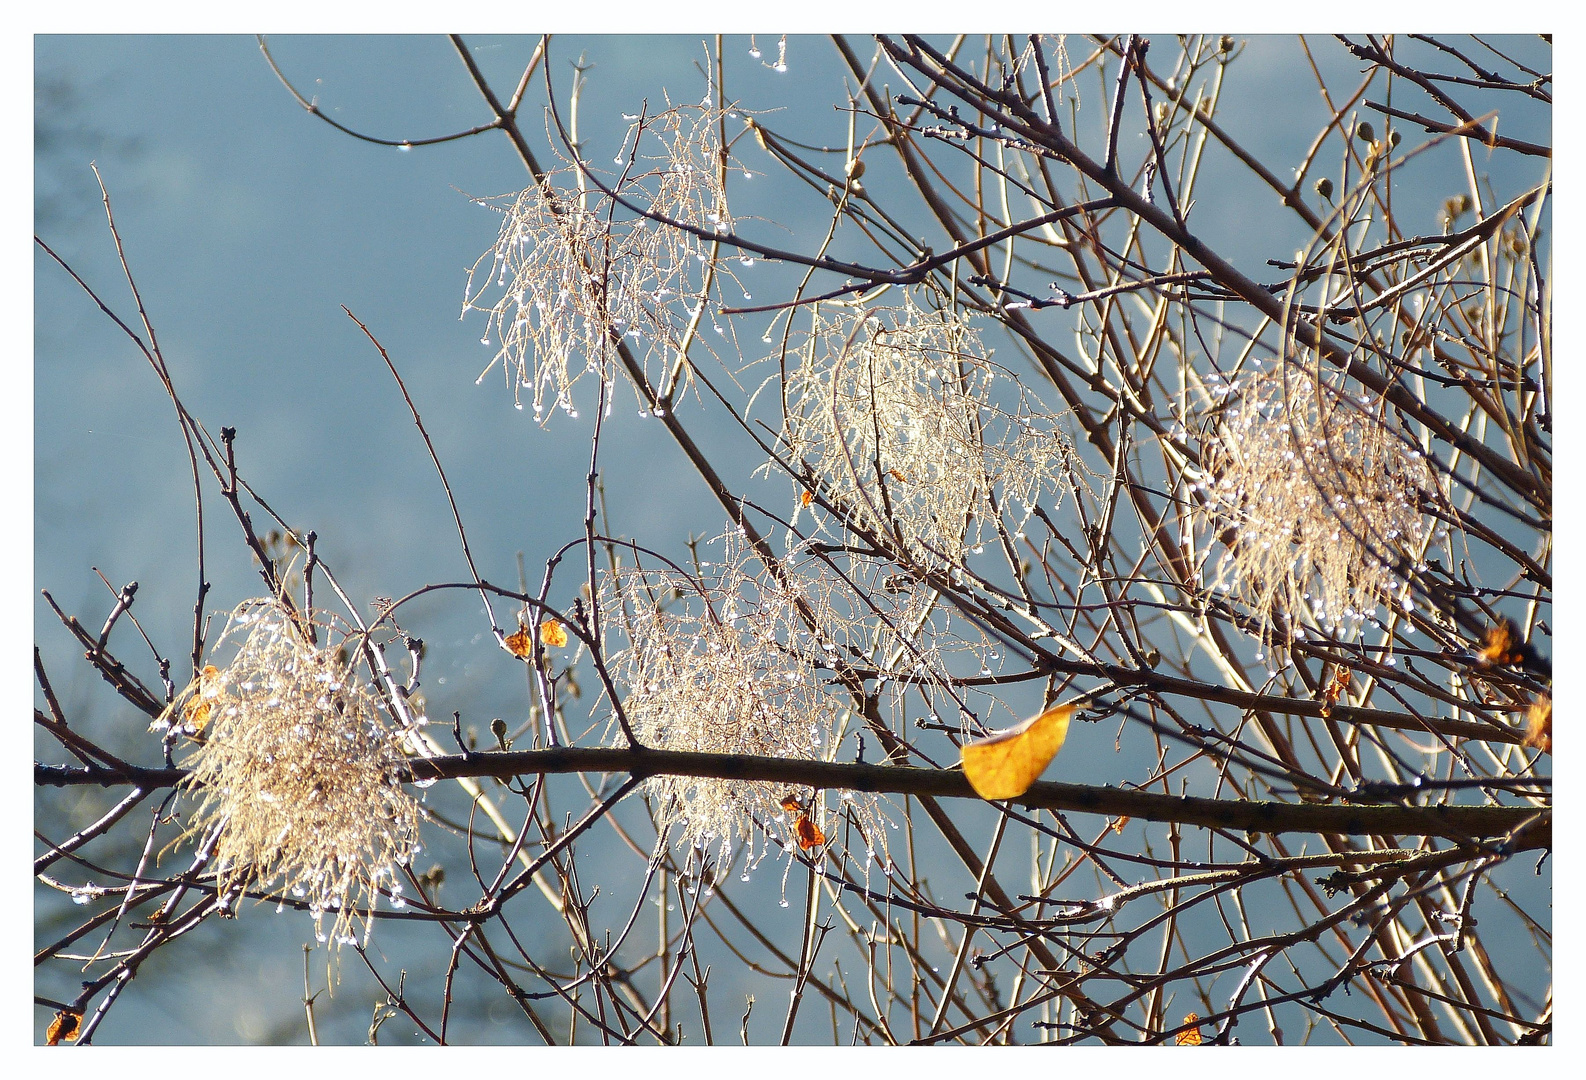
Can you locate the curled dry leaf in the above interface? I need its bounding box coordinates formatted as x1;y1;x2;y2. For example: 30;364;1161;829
781;794;826;850
504;620;534;658
793;813;826;850
152;663;226;741
1175;1013;1204;1045
960;703;1074;801
184;664;223;734
47;1008;82;1045
1320;664;1351;718
540;618;569;649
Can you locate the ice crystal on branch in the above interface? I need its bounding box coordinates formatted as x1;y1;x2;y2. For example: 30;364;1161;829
781;301;1073;567
603;534;881;862
1196;362;1442;642
165;599;420;947
463;104;736;420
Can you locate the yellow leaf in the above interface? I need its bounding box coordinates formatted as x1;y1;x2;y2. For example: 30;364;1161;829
961;703;1074;801
1175;1013;1203;1046
540;618;569;648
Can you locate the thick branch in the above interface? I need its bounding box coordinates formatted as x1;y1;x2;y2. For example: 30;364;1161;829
38;749;1548;849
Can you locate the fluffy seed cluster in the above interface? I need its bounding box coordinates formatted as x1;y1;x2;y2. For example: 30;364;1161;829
781;301;1072;566
463;104;734;420
604;534;869;861
1197;363;1440;640
160;599;420;947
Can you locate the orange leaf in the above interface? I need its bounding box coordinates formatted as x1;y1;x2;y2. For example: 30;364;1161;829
182;698;213;733
1174;1013;1203;1046
780;794;826;850
887;467;909;483
47;1009;81;1045
1523;695;1551;754
1321;664;1352;718
504;621;534;658
540;618;569;649
1477;619;1533;668
961;704;1074;801
160;664;222;737
793;812;826;850
800;489;813;507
